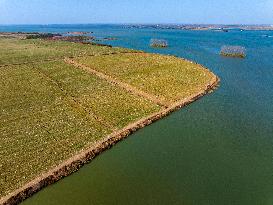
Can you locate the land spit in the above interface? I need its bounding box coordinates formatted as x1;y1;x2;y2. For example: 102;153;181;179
0;35;220;205
0;71;219;205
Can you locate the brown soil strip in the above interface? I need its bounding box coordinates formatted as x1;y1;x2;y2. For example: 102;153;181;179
64;58;170;108
0;69;219;205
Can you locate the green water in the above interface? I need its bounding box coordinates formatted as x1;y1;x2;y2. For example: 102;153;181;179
8;26;272;205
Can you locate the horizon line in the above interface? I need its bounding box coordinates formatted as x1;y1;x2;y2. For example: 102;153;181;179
0;23;273;26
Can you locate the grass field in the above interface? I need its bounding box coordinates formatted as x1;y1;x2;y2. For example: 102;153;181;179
0;37;136;65
0;61;159;197
0;36;217;200
77;53;214;104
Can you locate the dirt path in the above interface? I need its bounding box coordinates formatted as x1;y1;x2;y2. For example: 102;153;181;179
64;58;170;108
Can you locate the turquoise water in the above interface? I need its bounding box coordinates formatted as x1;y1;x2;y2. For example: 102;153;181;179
3;25;273;205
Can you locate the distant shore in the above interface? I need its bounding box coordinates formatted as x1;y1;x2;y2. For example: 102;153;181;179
123;24;273;31
1;24;273;34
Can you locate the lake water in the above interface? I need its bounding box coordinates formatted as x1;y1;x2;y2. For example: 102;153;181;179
2;25;273;205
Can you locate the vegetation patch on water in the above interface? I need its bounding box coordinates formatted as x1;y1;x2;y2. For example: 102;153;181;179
220;45;246;58
150;39;168;48
0;33;219;204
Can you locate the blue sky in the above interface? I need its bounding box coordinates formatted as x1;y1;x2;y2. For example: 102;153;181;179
0;0;272;25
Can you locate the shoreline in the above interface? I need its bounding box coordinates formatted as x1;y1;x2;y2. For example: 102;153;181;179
0;58;220;205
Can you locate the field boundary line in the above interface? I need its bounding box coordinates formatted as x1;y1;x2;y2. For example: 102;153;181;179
64;58;169;108
31;65;116;131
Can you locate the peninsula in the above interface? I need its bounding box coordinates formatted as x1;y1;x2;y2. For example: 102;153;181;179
0;33;219;205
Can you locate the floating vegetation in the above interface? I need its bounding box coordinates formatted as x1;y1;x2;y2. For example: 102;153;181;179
150;39;168;48
220;45;246;58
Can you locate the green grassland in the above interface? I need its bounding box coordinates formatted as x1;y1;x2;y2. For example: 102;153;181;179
0;61;159;197
0;37;215;199
0;37;135;65
77;53;214;103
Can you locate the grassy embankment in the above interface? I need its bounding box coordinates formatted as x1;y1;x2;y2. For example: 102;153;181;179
0;36;218;203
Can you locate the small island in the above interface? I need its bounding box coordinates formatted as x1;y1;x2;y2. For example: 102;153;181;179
150;39;169;48
220;45;246;58
0;33;219;205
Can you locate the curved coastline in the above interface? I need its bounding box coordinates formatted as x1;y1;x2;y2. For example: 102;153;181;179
0;58;220;205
